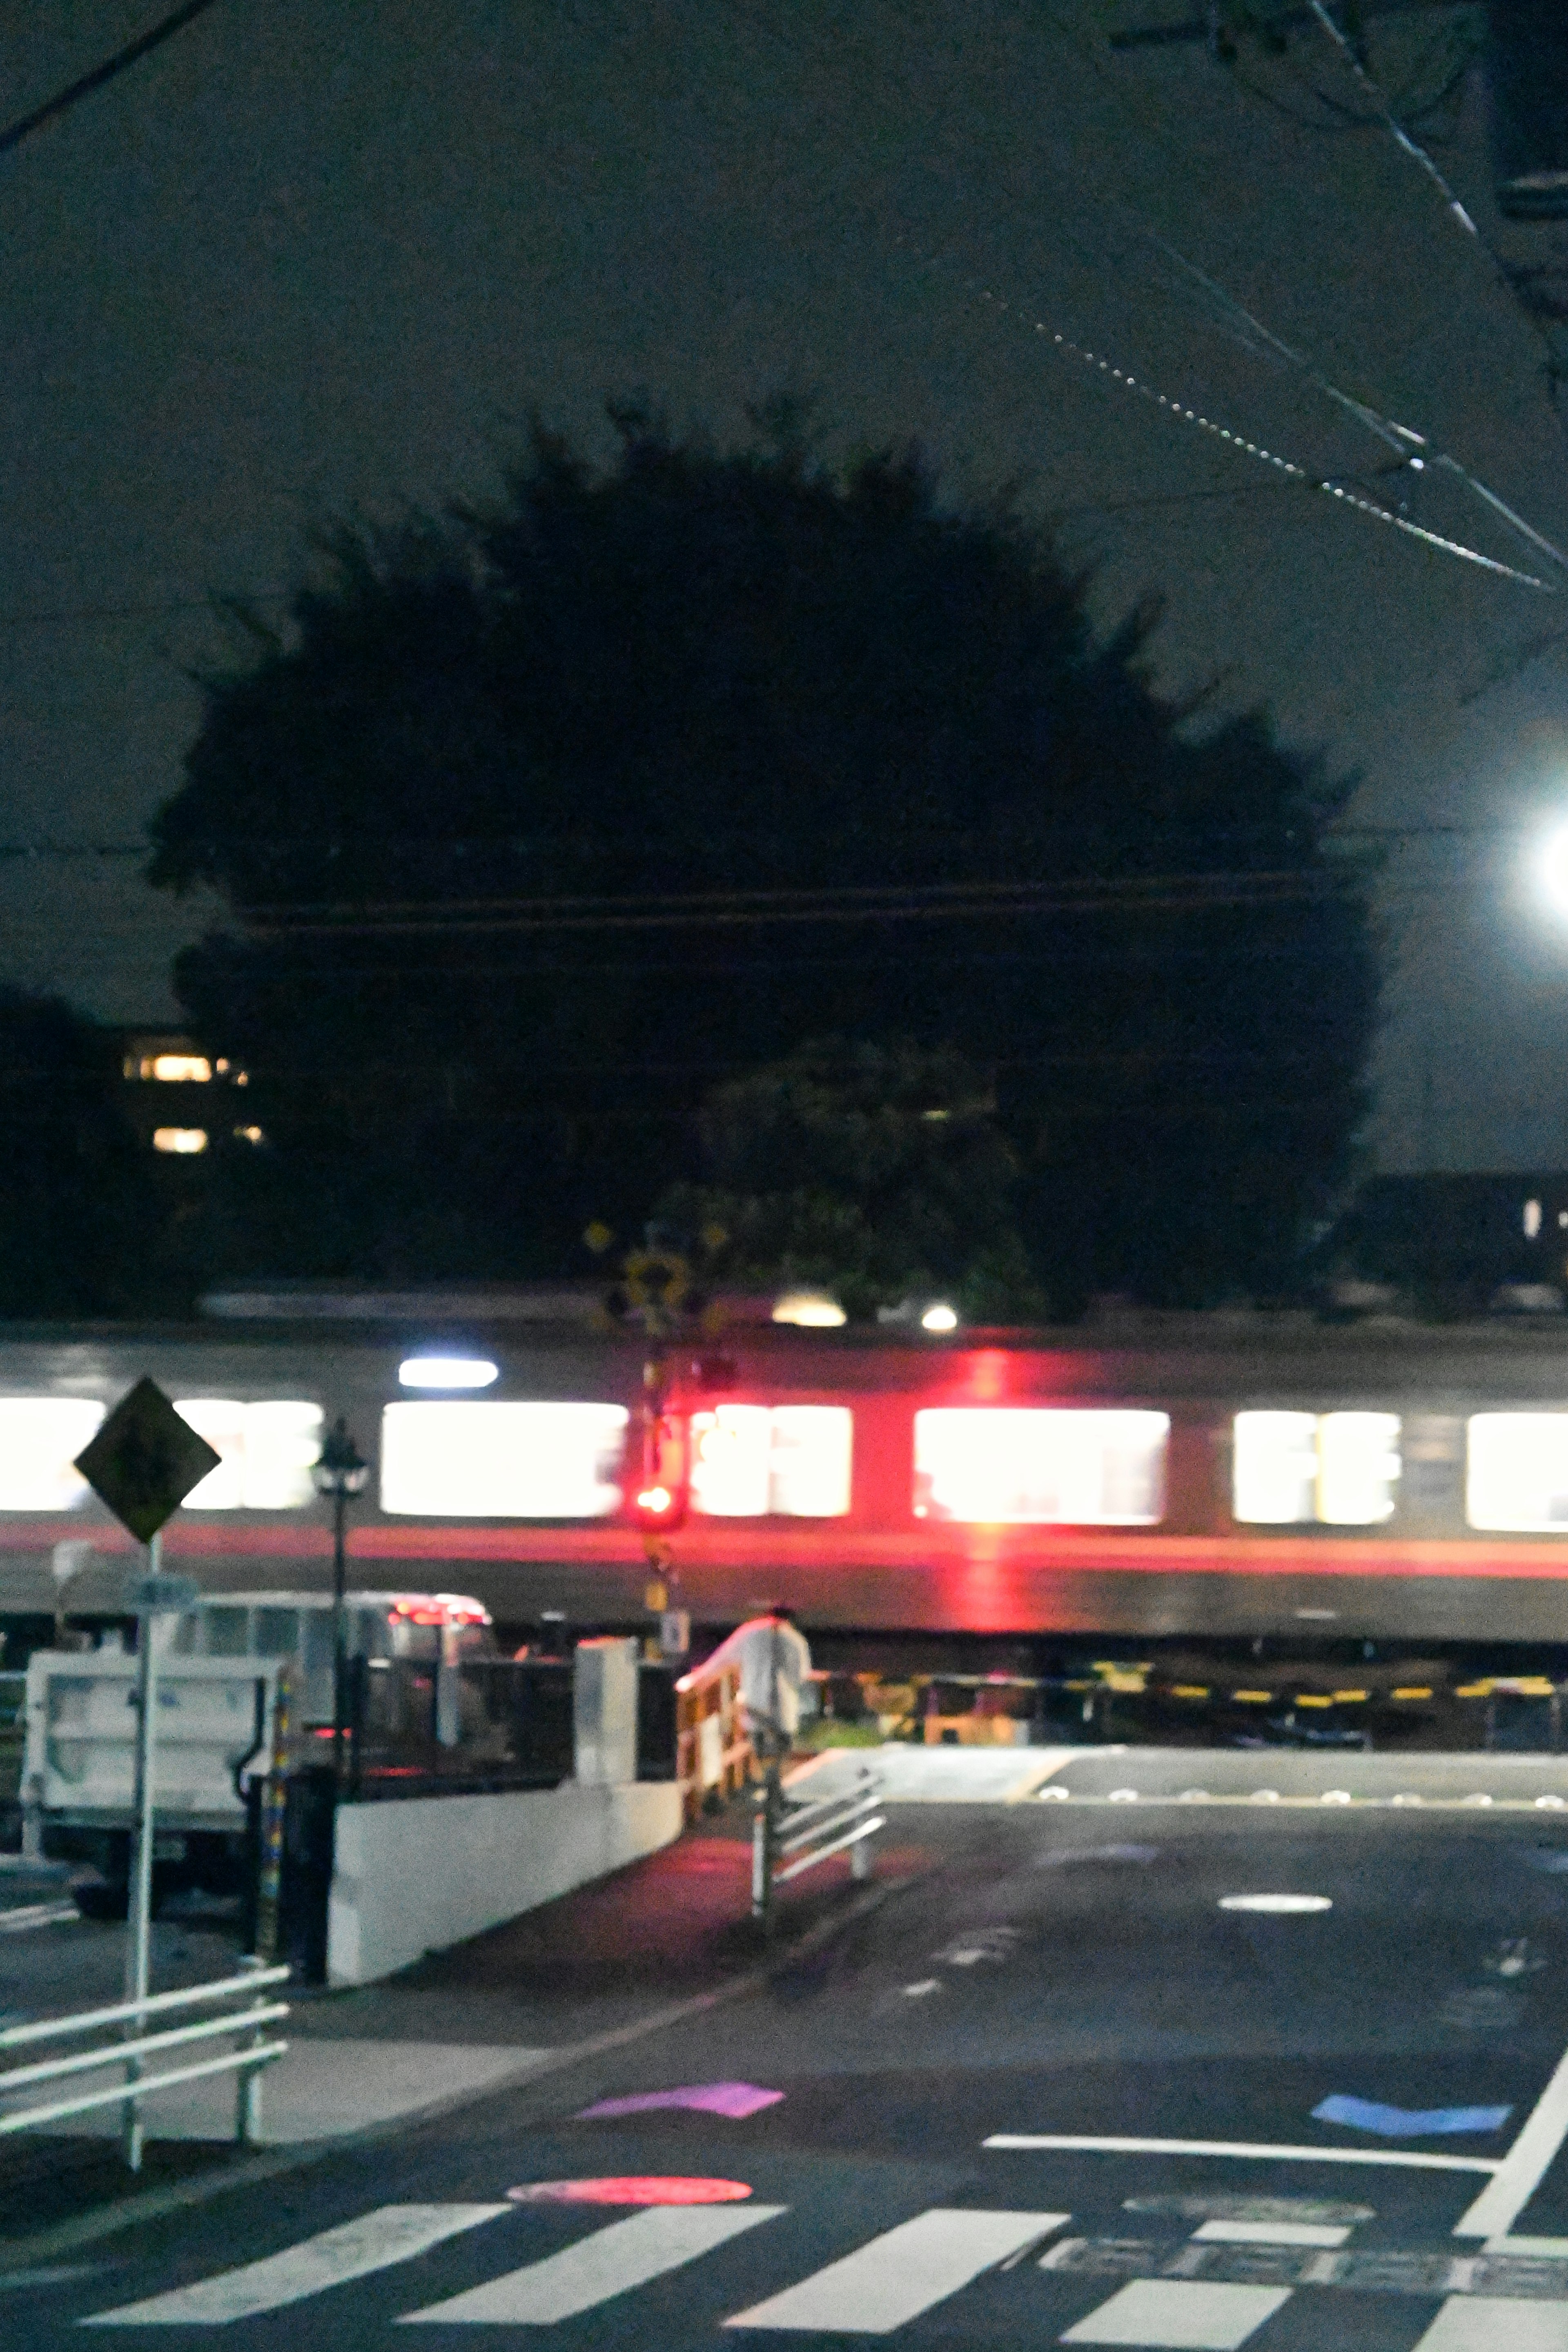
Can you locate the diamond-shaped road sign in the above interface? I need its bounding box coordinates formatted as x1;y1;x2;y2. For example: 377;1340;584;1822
74;1377;223;1544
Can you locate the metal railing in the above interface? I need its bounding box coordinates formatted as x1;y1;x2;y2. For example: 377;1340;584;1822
0;1959;290;2169
751;1764;884;1927
675;1662;753;1820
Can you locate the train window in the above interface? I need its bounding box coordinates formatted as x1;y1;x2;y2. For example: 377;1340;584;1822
0;1398;105;1511
688;1405;853;1517
1466;1414;1568;1531
1319;1412;1401;1524
1232;1411;1401;1525
203;1607;249;1657
379;1401;629;1517
174;1399;324;1510
253;1608;299;1657
911;1408;1169;1524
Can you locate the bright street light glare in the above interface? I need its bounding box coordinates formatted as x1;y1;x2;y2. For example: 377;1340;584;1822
1543;824;1568;913
921;1303;959;1333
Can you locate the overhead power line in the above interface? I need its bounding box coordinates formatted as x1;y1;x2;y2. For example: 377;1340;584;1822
0;0;224;160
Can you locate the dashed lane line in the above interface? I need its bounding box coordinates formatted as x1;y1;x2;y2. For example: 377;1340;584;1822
985;2137;1499;2176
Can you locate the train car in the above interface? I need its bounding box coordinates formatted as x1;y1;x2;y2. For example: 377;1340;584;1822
4;1304;1568;1644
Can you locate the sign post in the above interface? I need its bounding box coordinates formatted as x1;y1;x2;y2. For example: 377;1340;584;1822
73;1379;219;2169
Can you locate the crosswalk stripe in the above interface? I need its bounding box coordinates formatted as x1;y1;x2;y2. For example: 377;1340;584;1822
724;2209;1069;2334
399;2202;786;2324
80;2205;510;2325
1059;2279;1293;2348
1413;2298;1568;2349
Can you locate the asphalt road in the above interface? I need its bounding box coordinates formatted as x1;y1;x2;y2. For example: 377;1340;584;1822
16;1759;1568;2345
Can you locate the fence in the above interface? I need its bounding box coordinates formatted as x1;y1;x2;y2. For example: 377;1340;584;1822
751;1764;884;1928
675;1662;753;1821
808;1668;1562;1754
0;1959;290;2171
341;1655;575;1797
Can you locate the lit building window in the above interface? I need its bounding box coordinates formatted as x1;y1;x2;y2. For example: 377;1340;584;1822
1467;1414;1568;1531
1232;1410;1401;1525
150;1054;212;1083
0;1399;105;1510
380;1401;628;1517
153;1127;208;1154
234;1125;265;1145
689;1405;853;1517
1526;1197;1544;1238
174;1400;325;1509
912;1408;1169;1525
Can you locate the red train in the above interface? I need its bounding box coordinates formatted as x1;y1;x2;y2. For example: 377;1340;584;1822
4;1308;1568;1643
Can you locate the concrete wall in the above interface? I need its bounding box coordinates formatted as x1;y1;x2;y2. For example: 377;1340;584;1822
326;1778;683;1987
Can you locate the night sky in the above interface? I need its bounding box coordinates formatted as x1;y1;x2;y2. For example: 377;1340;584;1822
6;0;1568;1171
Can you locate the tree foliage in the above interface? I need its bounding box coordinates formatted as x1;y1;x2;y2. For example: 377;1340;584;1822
149;407;1377;1311
655;1040;1046;1323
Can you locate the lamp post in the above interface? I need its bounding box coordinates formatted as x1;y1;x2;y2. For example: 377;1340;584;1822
312;1417;369;1782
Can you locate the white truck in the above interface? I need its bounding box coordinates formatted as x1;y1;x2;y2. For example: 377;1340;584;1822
24;1588;494;1917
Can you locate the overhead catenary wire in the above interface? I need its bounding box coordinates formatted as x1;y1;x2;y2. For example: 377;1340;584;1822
944;262;1558;592
0;0;224;160
1304;0;1482;238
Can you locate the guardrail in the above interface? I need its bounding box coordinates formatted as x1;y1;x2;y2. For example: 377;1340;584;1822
675;1662;753;1820
0;1958;290;2171
808;1667;1563;1753
751;1765;884;1929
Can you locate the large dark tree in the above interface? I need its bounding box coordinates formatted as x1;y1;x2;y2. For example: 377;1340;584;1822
149;407;1376;1311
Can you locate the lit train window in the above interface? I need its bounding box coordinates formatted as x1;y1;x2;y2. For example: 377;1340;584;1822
174;1400;325;1510
689;1405;853;1517
0;1399;105;1511
1466;1414;1568;1532
912;1408;1169;1525
1232;1411;1401;1526
380;1401;628;1517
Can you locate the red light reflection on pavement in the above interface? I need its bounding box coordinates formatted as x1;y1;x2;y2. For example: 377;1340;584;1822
507;2178;753;2206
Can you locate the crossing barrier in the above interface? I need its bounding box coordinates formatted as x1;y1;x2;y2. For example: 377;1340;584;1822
0;1958;289;2169
751;1763;884;1927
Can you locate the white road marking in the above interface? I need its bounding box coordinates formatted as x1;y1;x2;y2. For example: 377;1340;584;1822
1454;2040;1568;2239
724;2209;1067;2333
1414;2297;1568;2349
1059;2278;1292;2347
1218;1895;1331;1914
902;1980;940;1998
402;2203;784;2324
0;1902;79;1933
1487;2237;1568;2255
81;2205;510;2325
1192;2218;1350;2247
986;2135;1498;2174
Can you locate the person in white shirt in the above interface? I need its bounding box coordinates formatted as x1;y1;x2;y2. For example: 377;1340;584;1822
701;1603;813;1760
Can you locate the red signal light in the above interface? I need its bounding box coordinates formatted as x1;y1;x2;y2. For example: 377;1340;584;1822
629;1414;688;1532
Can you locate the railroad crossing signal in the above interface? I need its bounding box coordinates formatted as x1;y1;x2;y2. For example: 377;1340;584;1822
74;1377;222;1543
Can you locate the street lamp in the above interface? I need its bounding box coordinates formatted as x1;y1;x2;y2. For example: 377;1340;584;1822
1542;823;1568;915
312;1416;370;1780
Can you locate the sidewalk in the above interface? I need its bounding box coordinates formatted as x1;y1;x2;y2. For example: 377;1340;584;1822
0;1785;927;2251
